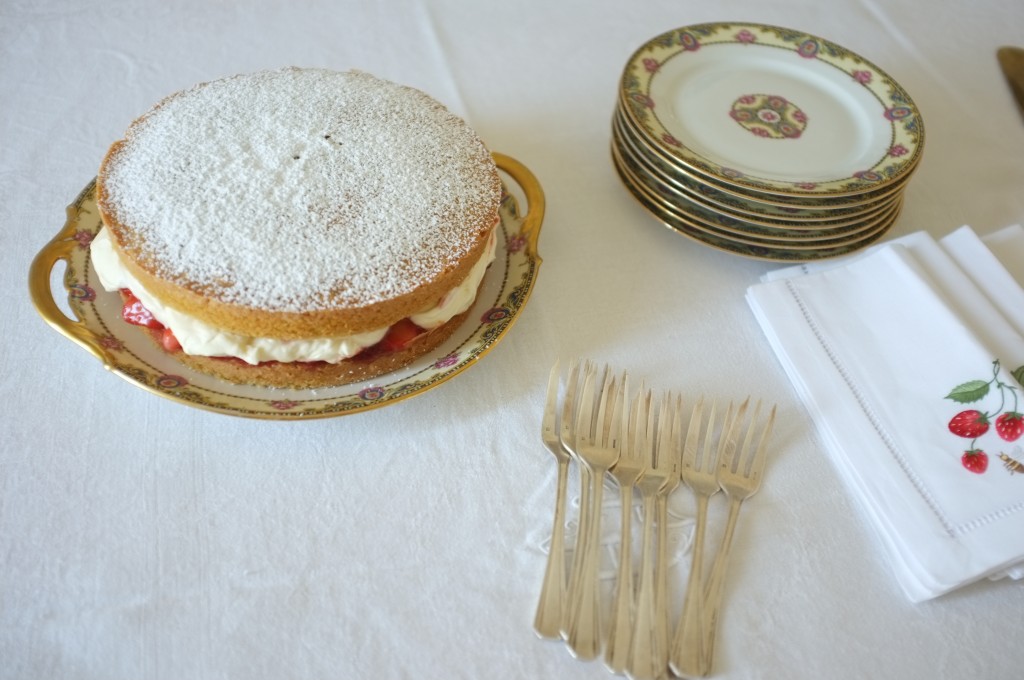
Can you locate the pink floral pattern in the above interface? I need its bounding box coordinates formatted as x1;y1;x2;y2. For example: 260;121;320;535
678;31;700;51
433;353;459;369
73;230;94;249
797;39;819;58
69;284;96;302
506;234;527;253
853;170;884;182
100;335;124;351
661;133;682;147
631;93;655;109
156;374;188;389
359;387;385;401
852;70;873;84
482;307;510;323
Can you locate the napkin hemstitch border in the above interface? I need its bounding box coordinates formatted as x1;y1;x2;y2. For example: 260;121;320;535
784;278;958;537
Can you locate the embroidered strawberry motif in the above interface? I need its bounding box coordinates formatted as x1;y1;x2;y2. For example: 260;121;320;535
995;412;1024;442
948;410;989;439
961;449;989;474
945;360;1024;476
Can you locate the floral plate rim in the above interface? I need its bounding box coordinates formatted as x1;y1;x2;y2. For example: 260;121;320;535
619;22;925;198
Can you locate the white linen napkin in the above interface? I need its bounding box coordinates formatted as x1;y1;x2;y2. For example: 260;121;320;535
747;226;1024;602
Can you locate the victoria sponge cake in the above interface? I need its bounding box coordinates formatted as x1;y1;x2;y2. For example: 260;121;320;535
91;68;502;388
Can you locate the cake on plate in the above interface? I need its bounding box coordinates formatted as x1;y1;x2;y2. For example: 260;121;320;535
91;68;502;388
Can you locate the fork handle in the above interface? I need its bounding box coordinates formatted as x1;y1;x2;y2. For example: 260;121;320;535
566;473;605;659
699;496;742;674
653;494;672;671
603;484;635;674
533;458;570;639
627;494;660;679
562;464;592;637
670;495;709;677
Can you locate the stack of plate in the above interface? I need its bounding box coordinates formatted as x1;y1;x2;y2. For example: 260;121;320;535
612;22;925;261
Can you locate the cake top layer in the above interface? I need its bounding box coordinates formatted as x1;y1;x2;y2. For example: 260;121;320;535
98;68;500;313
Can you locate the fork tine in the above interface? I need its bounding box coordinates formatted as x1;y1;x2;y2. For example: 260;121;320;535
609;371;627;448
673;394;684;457
656;391;673;465
683;396;704;468
645;388;657;456
746;403;776;487
735;399;761;476
542;361;560;436
700;400;718;471
576;362;598;448
559;359;582;448
627;380;642;457
718;398;750;475
713;401;736;473
595;368;617;445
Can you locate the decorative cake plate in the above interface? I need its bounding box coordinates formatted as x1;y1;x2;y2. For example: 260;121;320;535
29;152;545;419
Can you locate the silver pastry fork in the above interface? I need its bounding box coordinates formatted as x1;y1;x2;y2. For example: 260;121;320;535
565;365;624;660
533;360;573;639
700;401;776;675
669;399;742;678
653;393;683;669
604;377;643;674
626;389;670;680
560;359;594;638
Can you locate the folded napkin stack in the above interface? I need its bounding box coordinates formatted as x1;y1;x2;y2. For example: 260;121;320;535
747;225;1024;602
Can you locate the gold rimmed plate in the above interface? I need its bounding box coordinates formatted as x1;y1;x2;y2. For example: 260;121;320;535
613;148;899;261
619;22;924;199
613;135;903;241
613;144;901;249
613;108;907;222
29;153;545;420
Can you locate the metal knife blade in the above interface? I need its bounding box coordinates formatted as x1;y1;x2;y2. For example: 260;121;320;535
997;46;1024;122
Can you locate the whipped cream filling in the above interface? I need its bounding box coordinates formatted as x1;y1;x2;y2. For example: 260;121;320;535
90;227;497;364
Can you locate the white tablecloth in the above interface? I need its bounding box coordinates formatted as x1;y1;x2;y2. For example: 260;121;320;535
3;1;1024;678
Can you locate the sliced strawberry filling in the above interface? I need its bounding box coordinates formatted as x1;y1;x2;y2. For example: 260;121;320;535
120;289;181;353
117;288;425;364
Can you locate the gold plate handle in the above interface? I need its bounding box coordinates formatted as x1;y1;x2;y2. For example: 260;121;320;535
493;151;546;260
28;182;111;365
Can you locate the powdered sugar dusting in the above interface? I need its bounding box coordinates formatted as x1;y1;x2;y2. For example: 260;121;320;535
100;68;500;312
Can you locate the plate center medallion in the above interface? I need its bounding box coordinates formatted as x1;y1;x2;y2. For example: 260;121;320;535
729;94;807;139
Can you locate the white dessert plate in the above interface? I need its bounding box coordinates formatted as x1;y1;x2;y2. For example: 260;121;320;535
29;153;545;420
619;23;924;197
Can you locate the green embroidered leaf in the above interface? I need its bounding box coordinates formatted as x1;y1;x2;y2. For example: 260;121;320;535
945;380;990;403
1013;365;1024;386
